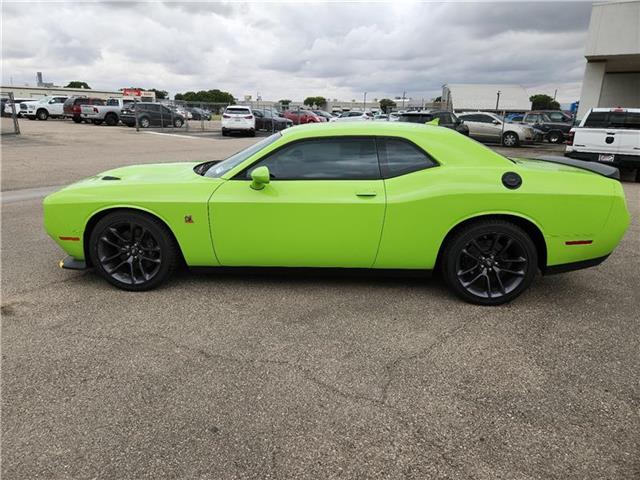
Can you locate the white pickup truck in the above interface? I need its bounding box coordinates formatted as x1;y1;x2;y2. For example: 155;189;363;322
80;98;135;126
565;108;640;178
23;95;68;120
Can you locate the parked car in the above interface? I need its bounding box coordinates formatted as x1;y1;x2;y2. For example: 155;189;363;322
63;96;106;123
565;107;640;176
373;113;400;122
330;111;373;122
189;107;211;121
22;95;68;120
80;98;134;126
282;110;325;124
538;110;573;124
312;110;335;121
397;110;469;135
44;122;630;305
221;105;255;136
3;98;33;117
120;103;185;128
252;109;293;131
520;111;573;143
456;112;536;147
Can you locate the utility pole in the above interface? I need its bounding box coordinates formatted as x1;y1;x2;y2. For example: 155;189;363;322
402;91;406;110
363;91;367;112
553;89;557;101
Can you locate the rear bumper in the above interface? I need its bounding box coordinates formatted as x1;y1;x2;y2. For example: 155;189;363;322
565;151;640;168
544;255;609;275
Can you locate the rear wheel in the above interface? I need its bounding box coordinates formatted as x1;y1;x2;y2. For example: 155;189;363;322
221;128;228;136
36;109;49;121
547;131;563;144
173;117;183;128
72;116;82;124
442;220;538;305
139;116;150;128
248;129;256;137
502;131;520;147
89;211;179;291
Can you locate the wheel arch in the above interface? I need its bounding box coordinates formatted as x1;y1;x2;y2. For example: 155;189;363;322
435;213;547;272
83;206;184;267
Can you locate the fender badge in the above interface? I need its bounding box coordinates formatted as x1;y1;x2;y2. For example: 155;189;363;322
184;215;194;224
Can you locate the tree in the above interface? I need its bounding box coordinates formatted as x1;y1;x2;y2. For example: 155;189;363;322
65;81;91;89
148;88;168;100
174;89;235;104
303;96;327;108
379;98;397;113
278;99;292;108
529;94;560;110
433;96;442;103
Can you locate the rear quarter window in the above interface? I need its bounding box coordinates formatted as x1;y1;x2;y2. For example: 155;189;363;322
377;138;437;178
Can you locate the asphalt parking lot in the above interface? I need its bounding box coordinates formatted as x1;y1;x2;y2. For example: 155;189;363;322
2;119;639;479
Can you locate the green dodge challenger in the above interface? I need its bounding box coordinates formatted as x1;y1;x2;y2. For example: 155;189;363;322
43;122;630;305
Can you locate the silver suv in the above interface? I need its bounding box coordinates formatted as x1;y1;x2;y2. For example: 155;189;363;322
457;111;536;147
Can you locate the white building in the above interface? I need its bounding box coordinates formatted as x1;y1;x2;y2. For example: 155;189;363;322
441;84;531;113
0;85;156;102
577;0;640;118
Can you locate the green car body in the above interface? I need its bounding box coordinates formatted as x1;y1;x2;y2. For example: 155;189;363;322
43;122;630;303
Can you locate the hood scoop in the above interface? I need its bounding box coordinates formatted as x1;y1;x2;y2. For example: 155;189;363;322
101;176;121;181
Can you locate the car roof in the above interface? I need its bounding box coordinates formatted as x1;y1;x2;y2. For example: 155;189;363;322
280;121;449;139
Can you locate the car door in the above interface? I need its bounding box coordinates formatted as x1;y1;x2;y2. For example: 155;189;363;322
209;136;386;267
476;114;502;141
459;114;487;140
253;110;265;130
49;97;67;116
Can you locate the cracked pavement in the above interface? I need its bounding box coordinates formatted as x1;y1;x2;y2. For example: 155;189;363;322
2;120;640;479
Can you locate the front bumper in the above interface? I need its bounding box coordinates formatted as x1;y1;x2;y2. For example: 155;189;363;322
59;256;88;270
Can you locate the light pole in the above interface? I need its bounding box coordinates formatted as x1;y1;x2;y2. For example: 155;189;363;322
363;91;367;112
495;90;501;111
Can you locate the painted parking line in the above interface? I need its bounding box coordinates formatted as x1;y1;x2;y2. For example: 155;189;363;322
142;131;211;140
1;185;62;204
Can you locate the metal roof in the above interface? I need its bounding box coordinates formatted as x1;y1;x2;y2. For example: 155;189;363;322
444;84;532;111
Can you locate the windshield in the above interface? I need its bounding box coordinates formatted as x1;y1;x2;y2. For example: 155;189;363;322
204;133;281;178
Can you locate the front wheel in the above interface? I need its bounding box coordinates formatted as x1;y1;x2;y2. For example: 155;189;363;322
442;220;538;305
89;211;179;291
139;116;150;128
173;118;183;128
502;131;520;147
36;109;49;120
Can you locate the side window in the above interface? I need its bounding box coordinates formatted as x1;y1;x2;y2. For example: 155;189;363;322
377;138;437;178
584;111;608;128
244;138;380;180
477;115;495;124
106;99;119;106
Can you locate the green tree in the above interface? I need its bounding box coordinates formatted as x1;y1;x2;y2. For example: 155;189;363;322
303;96;327;108
379;98;397;113
174;89;235;104
529;94;560;110
148;88;168;100
65;81;91;89
278;99;292;108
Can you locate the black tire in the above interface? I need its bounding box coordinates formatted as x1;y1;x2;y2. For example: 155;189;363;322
248;129;256;137
221;128;228;136
105;113;118;126
92;119;104;125
72;116;82;124
502;131;520;147
173;118;183;128
547;131;564;144
139;116;150;128
89;211;179;291
36;109;49;121
441;220;538;305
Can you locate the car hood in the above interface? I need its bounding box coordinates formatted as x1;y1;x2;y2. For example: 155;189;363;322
57;162;206;192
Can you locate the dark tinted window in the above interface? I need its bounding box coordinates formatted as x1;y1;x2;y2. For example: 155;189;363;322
460;114;482;122
245;137;380;180
377;138;437;178
584;111;608;128
106;98;119;106
609;112;640;130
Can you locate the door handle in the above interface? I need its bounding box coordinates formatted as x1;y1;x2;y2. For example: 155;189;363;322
356;192;377;197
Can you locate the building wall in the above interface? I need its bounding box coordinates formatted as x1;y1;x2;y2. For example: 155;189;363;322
0;85;155;102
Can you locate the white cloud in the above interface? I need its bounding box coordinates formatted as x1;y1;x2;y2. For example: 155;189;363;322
1;1;592;103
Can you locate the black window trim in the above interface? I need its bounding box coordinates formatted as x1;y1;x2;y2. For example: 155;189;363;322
232;135;439;181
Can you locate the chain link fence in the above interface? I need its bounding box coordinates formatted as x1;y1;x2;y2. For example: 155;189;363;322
1;92;21;135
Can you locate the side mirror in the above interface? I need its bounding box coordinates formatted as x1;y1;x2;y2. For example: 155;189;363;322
492;119;500;125
250;166;270;190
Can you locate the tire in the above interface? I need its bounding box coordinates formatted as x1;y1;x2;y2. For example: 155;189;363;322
92;119;104;126
173;118;183;128
105;113;118;126
502;131;520;147
89;211;179;291
248;129;256;137
221;128;228;136
441;219;538;305
72;116;82;124
547;131;563;144
36;109;49;121
139;116;150;128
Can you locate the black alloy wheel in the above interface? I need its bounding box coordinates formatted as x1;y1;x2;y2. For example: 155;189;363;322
89;211;179;291
443;220;537;305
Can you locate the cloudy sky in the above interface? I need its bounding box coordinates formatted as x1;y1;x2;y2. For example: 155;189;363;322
1;1;593;103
